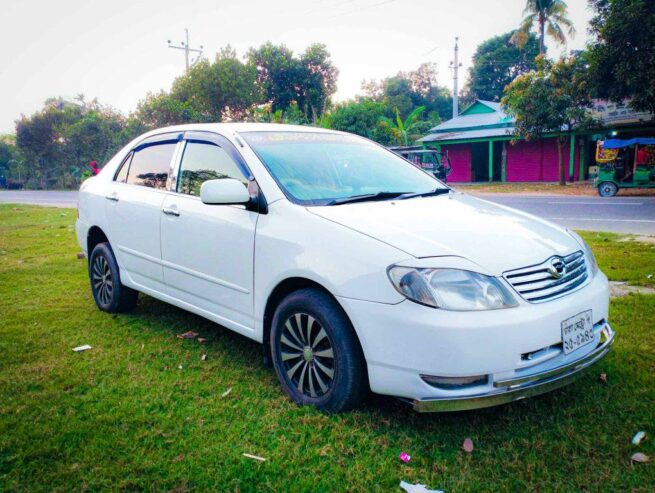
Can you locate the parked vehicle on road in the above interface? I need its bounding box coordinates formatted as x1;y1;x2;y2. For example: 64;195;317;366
76;124;614;413
595;138;655;196
390;146;452;182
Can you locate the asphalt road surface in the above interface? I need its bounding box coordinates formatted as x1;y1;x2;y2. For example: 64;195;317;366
1;190;654;235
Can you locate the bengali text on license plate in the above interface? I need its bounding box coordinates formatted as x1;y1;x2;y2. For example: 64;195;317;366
561;310;594;355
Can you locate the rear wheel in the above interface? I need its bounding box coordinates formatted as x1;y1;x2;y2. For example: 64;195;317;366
89;242;138;313
270;288;367;413
598;181;618;197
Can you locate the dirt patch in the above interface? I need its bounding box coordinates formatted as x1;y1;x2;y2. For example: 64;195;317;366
618;235;655;245
609;281;655;298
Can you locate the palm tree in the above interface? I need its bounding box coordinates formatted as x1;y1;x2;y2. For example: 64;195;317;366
511;0;575;55
384;106;426;146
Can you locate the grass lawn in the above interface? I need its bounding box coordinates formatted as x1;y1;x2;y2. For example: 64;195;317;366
0;205;653;492
451;181;655;196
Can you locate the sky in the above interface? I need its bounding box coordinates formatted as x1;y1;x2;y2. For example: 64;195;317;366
0;0;595;134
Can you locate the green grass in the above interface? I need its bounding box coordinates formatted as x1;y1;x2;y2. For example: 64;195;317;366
0;205;653;492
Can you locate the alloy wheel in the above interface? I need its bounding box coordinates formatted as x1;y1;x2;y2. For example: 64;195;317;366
92;255;113;305
280;313;335;398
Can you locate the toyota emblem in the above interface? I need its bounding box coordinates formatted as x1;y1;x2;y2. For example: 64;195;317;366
547;258;566;279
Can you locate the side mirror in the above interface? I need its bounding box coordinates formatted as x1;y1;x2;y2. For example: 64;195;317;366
200;178;251;205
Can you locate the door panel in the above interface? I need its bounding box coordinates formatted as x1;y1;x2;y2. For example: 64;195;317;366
160;195;257;334
106;184;167;292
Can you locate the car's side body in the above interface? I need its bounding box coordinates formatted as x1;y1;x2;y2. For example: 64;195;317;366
77;123;613;412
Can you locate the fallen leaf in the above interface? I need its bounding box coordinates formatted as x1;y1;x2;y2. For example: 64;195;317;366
631;452;649;463
76;252;85;259
318;445;331;456
197;337;207;344
632;431;646;445
221;387;232;398
177;331;199;340
599;373;608;383
462;438;474;453
242;453;266;462
173;454;185;462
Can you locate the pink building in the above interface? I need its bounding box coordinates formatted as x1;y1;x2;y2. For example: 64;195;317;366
418;100;587;183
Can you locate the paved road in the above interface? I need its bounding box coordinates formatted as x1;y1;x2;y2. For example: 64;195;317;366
1;190;654;235
473;193;655;235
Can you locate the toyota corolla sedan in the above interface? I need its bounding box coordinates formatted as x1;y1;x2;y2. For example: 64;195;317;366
76;123;614;413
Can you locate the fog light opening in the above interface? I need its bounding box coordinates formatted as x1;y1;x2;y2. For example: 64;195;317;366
420;374;489;390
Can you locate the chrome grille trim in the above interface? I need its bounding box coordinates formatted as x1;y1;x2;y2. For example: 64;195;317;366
504;251;589;303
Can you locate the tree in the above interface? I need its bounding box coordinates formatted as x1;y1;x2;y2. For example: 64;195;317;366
382;106;426;146
328;100;395;144
463;31;541;102
247;43;337;120
502;57;593;185
512;0;575;55
362;63;451;124
586;0;655;114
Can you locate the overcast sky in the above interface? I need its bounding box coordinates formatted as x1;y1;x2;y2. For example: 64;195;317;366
0;0;595;134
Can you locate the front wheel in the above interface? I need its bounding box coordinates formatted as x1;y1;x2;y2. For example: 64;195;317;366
89;242;138;313
598;181;619;197
270;288;367;413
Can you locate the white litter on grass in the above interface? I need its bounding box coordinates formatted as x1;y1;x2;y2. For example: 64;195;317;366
221;387;232;398
72;345;92;352
632;431;647;445
400;481;444;493
242;453;266;462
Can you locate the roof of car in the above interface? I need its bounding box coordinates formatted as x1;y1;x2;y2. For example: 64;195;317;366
142;122;341;136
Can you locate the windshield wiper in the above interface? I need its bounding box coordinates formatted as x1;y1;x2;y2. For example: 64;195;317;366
326;191;409;206
397;188;451;200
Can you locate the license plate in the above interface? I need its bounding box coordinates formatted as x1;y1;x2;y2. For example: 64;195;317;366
561;310;594;355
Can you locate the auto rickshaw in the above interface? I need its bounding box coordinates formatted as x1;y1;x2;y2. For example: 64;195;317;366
390;146;452;182
595;138;655;196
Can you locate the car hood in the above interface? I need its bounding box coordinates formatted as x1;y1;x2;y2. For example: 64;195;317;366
309;192;580;275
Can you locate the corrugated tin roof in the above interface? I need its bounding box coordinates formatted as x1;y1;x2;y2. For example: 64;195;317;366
418;127;516;142
425;100;514;134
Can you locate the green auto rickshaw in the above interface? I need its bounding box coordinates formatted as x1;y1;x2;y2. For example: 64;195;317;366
595;138;655;197
390;146;452;182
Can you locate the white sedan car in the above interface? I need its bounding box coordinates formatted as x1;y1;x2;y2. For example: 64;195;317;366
76;123;614;413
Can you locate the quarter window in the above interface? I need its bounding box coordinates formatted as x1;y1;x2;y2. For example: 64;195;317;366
114;153;132;183
126;142;177;189
177;141;248;196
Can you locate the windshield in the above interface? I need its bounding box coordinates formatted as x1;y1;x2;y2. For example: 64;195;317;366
241;131;445;205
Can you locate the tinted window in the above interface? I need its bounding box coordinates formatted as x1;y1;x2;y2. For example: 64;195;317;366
177;141;247;196
114;153;132;183
126;143;177;189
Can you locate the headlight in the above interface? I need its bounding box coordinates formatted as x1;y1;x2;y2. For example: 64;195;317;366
387;267;518;311
568;230;599;277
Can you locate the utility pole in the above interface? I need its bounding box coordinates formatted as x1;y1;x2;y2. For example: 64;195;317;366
167;28;203;72
449;37;462;118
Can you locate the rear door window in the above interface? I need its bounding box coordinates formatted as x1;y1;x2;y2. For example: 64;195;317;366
126;142;177;189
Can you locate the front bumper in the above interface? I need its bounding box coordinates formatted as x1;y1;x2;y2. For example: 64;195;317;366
413;322;614;412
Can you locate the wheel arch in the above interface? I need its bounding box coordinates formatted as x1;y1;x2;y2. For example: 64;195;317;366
261;277;367;371
87;226;109;257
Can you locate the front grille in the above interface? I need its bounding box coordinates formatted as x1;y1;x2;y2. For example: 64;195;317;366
504;251;588;303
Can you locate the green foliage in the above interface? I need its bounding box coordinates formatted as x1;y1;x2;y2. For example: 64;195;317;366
586;0;655;114
15;97;128;189
463;31;541;103
512;0;575;55
328;100;395;144
382;106;426;146
502;56;594;184
247;42;337;120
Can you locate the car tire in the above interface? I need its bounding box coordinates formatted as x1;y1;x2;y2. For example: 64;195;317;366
89;242;138;313
270;288;367;413
598;181;618;197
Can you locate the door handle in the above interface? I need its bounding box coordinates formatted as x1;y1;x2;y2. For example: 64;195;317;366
162;206;180;217
105;192;119;202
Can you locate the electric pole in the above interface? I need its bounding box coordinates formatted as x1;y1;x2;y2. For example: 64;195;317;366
167;28;203;72
449;37;462;119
